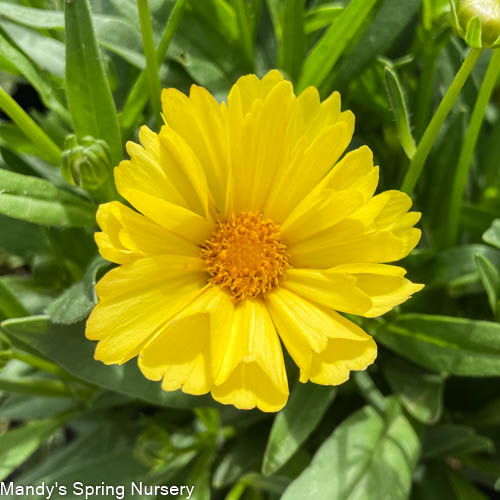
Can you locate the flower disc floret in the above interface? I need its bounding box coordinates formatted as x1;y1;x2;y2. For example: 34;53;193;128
201;212;291;303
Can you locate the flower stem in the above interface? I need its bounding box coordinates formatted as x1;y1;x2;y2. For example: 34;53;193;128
446;49;500;247
137;0;163;130
0;87;62;166
121;0;187;135
401;47;483;194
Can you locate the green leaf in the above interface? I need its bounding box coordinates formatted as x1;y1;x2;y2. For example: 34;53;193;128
46;281;94;325
475;254;500;319
304;4;343;35
0;214;48;259
1;21;65;78
297;0;379;91
0;316;218;409
333;0;422;89
262;384;336;476
448;470;490;500
0;2;64;29
0;30;68;121
214;430;267;488
380;355;444;424
375;314;500;376
384;65;416;159
422;424;494;458
279;0;306;82
282;399;420;500
484;219;500;249
65;0;122;165
0;394;75;419
465;16;483;48
0;278;29;319
0;416;68;481
0;169;96;227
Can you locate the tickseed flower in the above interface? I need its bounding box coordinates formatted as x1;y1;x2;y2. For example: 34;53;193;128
86;71;423;412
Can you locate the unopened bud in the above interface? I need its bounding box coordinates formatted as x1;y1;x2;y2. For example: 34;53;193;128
62;135;112;190
455;0;500;47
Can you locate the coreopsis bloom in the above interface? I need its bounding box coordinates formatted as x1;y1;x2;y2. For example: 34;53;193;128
86;71;423;412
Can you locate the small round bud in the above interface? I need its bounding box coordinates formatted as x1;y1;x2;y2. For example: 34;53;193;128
457;0;500;47
61;135;112;190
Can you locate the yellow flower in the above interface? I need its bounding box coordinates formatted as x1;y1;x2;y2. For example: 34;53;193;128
86;70;423;412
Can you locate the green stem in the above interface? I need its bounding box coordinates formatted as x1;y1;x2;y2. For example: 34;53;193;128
137;0;163;130
121;0;187;135
446;50;500;247
232;0;255;71
402;47;483;194
0;377;73;398
0;87;61;166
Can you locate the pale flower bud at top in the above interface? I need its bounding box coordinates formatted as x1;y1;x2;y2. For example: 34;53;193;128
457;0;500;47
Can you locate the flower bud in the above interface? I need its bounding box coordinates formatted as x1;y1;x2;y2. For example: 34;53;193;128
61;135;112;190
456;0;500;47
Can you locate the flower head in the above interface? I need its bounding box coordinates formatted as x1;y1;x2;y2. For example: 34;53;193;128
454;0;500;47
86;71;423;412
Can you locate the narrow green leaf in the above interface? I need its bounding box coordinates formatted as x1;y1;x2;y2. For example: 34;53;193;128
375;314;500;376
380;355;444;424
279;0;306;82
304;4;343;35
1;21;65;78
0;416;68;481
0;279;29;319
384;65;416;159
297;0;379;92
262;383;336;476
231;0;255;71
0;88;61;166
333;0;421;90
282;399;420;500
64;0;122;165
483;219;500;249
0;169;96;227
0;30;67;121
0;316;218;409
0;2;64;28
475;254;500;319
265;0;283;41
448;470;490;500
422;424;494;458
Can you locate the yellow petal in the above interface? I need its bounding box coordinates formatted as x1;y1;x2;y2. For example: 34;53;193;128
116;125;212;219
309;337;377;385
117;188;214;244
283;268;372;315
227;70;285;120
96;201;199;262
161;86;229;211
208;295;288;412
264;121;354;222
229;80;295;213
280;189;365;244
211;361;288;412
289;190;421;267
266;288;372;382
85;256;206;365
139;312;212;395
95;203;136;265
332;263;424;317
